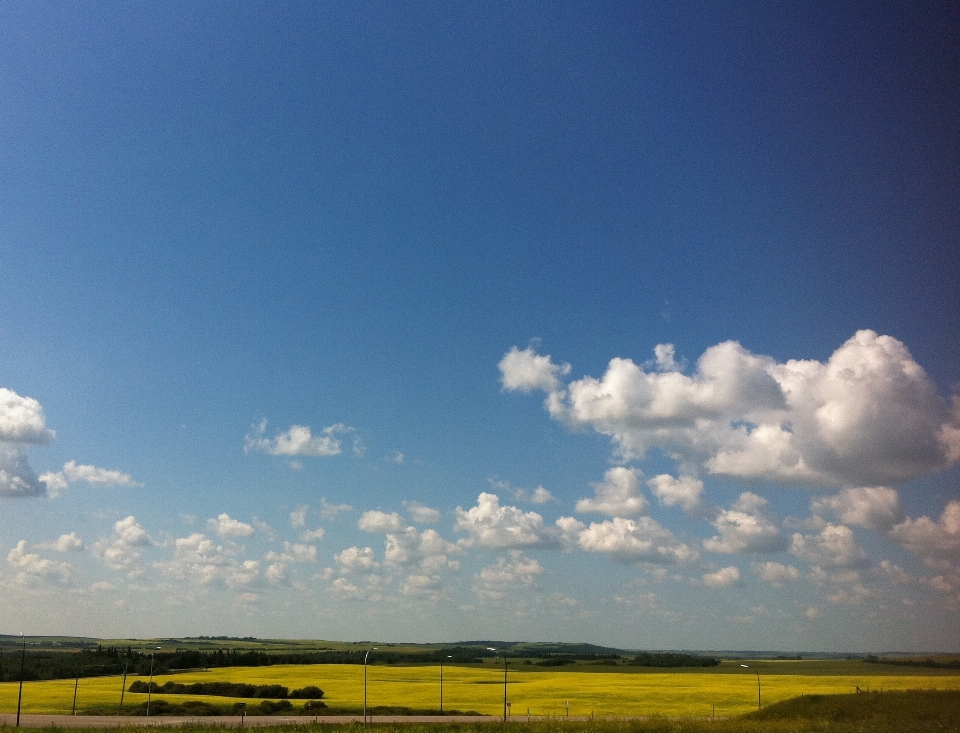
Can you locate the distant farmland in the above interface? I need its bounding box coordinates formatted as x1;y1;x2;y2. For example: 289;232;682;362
3;659;960;718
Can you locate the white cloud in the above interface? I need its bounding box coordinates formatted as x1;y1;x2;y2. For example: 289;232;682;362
811;487;905;530
358;510;405;533
265;541;317;564
290;505;308;529
754;561;800;586
473;551;544;601
647;474;706;513
40;460;141;497
703;566;741;588
824;570;876;605
7;541;72;584
0;388;55;444
0;444;47;497
488;478;555;505
575;516;699;565
455;493;558;549
207;513;255;538
299;528;326;542
244;420;353;457
499;345;571;394
388;451;404;464
155;533;261;588
319;498;353;519
93;516;154;576
335;546;378;572
63;460;140;486
791;524;868;568
890;500;960;564
37;533;84;552
503;331;960;488
703;492;787;554
404;502;441;524
575;466;649;517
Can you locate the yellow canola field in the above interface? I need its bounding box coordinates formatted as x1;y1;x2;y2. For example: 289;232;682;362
3;663;960;718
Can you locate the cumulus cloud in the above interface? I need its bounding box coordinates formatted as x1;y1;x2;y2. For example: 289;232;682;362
0;444;47;497
890;500;960;564
455;493;558;549
703;493;787;554
811;487;905;530
93;516;154;576
38;461;141;498
357;513;460;597
7;541;72;584
573;516;699;565
37;533;84;552
290;505;308;529
335;546;378;573
791;524;868;568
502;331;960;488
207;513;255;538
300;528;326;542
0;388;55;444
358;510;405;534
753;561;800;586
473;551;543;601
155;533;260;587
488;478;555;505
244;419;354;457
499;345;571;394
703;566;741;588
319;498;353;519
404;502;442;524
647;474;706;513
576;467;649;517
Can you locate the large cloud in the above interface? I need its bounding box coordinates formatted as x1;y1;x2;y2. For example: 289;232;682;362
569;516;699;565
0;389;55;498
501;331;960;488
0;388;55;444
575;467;649;517
811;487;905;530
455;493;559;549
890;500;960;565
703;493;788;554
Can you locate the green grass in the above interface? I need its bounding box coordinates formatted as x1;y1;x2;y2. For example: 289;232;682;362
3;660;960;718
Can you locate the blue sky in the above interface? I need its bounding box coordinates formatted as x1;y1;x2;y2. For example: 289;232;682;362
2;1;959;652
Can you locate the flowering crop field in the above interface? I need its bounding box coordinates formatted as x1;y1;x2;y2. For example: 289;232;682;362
2;661;959;718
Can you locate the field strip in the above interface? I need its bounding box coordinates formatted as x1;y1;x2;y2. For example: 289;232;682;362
3;663;960;718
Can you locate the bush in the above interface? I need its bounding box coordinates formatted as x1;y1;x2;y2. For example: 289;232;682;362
289;685;325;699
258;699;293;714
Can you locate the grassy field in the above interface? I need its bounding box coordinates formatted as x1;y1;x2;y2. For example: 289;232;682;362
2;660;960;718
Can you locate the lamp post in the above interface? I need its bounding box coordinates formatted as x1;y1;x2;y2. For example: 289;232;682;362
487;648;507;722
16;634;26;728
147;654;154;717
363;647;377;728
740;664;761;710
119;664;128;715
439;655;452;714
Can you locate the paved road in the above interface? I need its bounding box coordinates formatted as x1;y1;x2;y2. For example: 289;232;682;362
0;714;516;727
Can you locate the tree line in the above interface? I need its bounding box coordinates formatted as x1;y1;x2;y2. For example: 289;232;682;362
128;680;324;699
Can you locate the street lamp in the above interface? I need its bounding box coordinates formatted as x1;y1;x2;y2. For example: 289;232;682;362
439;655;452;714
363;647;378;728
16;634;26;728
740;664;761;710
487;648;507;722
147;654;154;717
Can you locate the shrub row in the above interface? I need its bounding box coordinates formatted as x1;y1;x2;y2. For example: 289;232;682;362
127;680;324;699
